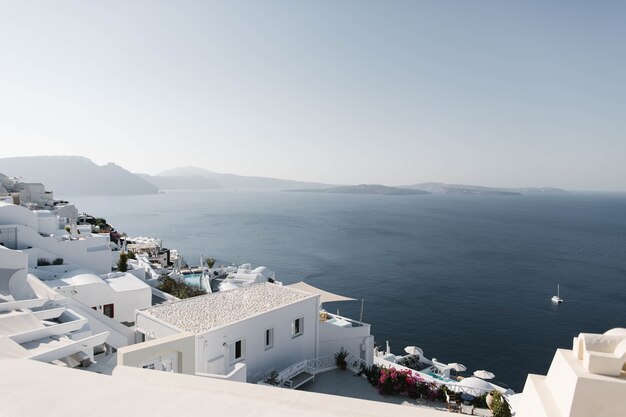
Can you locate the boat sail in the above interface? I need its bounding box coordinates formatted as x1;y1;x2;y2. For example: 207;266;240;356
551;284;563;303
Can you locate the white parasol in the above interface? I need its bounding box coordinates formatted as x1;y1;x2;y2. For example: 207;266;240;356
473;370;495;379
447;362;467;372
404;346;424;356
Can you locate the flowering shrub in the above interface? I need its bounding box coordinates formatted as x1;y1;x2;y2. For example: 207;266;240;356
364;365;442;400
379;367;417;395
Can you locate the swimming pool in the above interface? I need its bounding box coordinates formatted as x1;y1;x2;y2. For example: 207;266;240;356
183;274;203;288
426;372;455;383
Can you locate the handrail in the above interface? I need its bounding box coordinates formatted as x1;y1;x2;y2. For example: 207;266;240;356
374;356;509;397
345;353;367;373
324;312;366;327
306;354;335;372
278;354;335;387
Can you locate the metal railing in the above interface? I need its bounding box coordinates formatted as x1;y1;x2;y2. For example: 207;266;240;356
345;352;367;373
307;354;335;372
278;359;316;388
321;312;366;327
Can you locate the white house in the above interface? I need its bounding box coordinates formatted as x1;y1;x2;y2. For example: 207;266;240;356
514;328;626;417
44;270;152;324
127;281;374;386
0;245;110;366
0;201;115;274
134;283;321;382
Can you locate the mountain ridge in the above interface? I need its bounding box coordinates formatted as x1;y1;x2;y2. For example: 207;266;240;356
0;156;158;196
151;166;332;190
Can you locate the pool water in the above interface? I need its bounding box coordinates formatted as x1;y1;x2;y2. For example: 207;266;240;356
183;274;203;287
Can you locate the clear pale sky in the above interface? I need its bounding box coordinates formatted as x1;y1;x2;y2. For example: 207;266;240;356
1;1;625;190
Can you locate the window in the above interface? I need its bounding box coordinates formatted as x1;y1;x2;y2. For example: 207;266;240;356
235;340;242;359
230;339;245;364
142;363;155;370
103;303;114;318
292;317;304;338
264;328;274;350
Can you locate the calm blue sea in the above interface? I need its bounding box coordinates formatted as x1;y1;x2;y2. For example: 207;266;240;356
70;190;626;391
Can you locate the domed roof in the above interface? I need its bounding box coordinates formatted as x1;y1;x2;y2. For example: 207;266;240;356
251;266;274;278
59;270;105;286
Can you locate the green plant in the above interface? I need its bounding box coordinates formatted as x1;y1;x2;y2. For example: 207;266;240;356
52;258;63;265
264;371;280;386
126;251;136;260
491;391;512;417
361;364;381;386
37;258;51;266
205;257;216;268
117;253;128;272
473;393;488;408
334;348;348;369
157;275;206;299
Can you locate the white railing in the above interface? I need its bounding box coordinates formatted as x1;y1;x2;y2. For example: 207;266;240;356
374;356;510;397
323;312;366;327
345;353;367;373
278;359;316;388
307;354;335;373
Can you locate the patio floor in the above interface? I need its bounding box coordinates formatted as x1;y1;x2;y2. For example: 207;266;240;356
300;369;493;416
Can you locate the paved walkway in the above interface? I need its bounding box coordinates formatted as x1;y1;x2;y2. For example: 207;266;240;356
300;369;492;416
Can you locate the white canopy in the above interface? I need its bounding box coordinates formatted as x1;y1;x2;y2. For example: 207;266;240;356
287;282;356;304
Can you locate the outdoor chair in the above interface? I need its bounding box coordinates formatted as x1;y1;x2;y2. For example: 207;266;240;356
460;403;474;415
445;392;460;413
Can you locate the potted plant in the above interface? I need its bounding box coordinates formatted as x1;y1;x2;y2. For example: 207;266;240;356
335;348;348;370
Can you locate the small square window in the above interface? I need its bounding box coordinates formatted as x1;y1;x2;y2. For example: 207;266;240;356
292;317;303;338
265;328;274;350
103;303;114;318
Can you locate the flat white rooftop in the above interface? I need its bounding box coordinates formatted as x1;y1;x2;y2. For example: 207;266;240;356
0;358;443;417
139;283;314;333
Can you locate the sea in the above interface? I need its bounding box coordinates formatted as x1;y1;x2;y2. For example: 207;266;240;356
69;190;626;391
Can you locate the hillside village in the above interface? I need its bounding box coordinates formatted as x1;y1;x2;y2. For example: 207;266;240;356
0;172;623;417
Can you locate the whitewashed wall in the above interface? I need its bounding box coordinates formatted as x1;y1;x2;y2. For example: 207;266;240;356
196;295;319;383
318;320;374;365
54;277;151;323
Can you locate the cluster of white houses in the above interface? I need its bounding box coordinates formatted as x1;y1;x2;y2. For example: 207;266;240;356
0;174;373;383
0;173;624;417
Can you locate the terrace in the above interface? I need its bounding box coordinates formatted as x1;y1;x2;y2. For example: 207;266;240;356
269;352;493;415
301;369;493;416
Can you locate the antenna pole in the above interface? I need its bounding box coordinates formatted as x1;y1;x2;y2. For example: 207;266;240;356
359;298;365;323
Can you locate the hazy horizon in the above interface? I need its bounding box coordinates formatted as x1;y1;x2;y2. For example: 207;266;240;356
1;2;625;191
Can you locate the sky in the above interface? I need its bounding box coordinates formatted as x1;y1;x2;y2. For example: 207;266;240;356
1;1;625;190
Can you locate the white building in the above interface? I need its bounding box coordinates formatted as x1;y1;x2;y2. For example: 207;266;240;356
0;245;110;366
134;283;320;382
515;328;626;417
0;201;115;274
44;270;152;324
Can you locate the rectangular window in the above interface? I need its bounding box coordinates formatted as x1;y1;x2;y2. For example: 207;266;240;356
103;303;114;318
265;328;274;350
235;340;242;359
292;317;303;338
231;339;245;364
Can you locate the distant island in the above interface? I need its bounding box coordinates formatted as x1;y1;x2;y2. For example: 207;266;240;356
141;166;331;191
402;182;567;195
285;184;430;196
0;157;568;196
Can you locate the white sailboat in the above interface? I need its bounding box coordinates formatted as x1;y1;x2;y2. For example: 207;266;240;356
551;284;563;303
